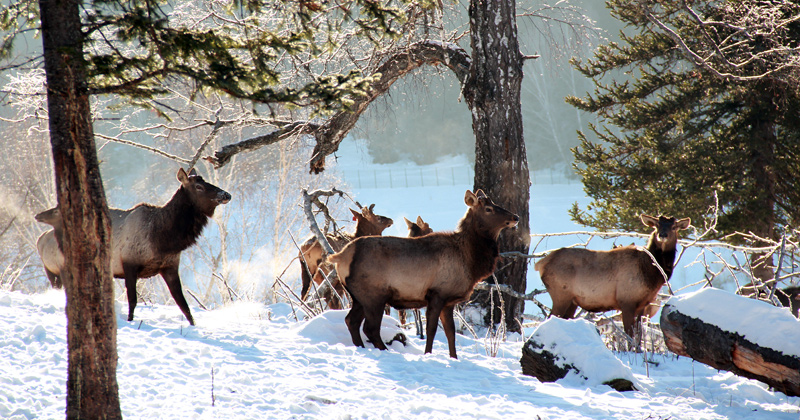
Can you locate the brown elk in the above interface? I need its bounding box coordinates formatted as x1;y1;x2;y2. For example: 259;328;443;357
329;190;519;359
298;204;393;309
535;214;690;338
398;216;433;337
404;216;432;238
35;168;230;325
35;207;65;289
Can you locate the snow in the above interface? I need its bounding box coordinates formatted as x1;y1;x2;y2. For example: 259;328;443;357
3;141;800;419
667;288;800;358
527;318;637;388
2;289;800;419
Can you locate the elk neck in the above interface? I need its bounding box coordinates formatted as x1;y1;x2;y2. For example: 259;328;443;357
645;230;677;280
155;186;211;254
457;212;501;281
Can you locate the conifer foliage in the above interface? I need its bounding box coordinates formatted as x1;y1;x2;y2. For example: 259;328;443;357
567;0;800;244
1;0;407;115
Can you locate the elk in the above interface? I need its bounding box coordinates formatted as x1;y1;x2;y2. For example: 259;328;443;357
35;207;65;289
34;168;230;325
298;204;393;309
535;214;690;338
329;190;519;359
404;215;432;238
398;216;433;337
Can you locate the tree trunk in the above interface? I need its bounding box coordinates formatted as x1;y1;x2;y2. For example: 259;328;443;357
660;304;800;397
39;0;122;418
465;0;531;333
746;89;778;283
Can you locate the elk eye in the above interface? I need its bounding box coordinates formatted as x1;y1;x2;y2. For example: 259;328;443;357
485;207;494;213
195;185;205;192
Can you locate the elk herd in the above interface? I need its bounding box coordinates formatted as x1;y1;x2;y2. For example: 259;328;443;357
31;167;796;359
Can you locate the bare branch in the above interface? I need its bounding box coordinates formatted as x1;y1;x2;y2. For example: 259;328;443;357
205;41;472;173
95;133;192;164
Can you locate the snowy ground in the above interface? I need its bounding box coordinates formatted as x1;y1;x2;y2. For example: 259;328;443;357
4;142;800;419
2;290;799;420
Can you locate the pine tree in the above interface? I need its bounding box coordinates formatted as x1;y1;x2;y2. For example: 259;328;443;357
1;0;407;115
566;0;800;261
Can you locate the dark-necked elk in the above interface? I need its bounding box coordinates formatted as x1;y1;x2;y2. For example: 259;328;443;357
298;204;393;309
35;207;65;289
329;190;519;359
535;214;690;338
35;168;230;325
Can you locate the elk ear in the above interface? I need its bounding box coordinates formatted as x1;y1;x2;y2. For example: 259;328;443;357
404;217;414;229
464;190;478;207
641;214;658;227
675;217;691;230
177;168;189;184
416;215;424;225
350;208;362;221
361;206;373;218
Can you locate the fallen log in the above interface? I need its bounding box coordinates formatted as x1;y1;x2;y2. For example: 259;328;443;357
661;302;800;397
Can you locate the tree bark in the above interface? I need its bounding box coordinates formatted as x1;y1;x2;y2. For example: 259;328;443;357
39;0;122;418
464;0;531;332
748;101;778;283
660;304;800;397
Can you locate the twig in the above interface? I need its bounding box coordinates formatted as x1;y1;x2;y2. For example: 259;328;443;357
186;289;209;311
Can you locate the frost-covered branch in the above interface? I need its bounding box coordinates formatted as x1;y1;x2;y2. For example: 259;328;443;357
206;41;472;173
635;0;800;83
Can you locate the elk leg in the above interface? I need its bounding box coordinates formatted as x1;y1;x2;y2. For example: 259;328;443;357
550;300;577;319
424;295;445;354
439;305;458;359
160;267;195;326
45;269;62;289
414;309;425;340
362;303;387;351
299;259;312;300
619;304;637;340
122;263;141;322
345;299;366;348
332;278;347;310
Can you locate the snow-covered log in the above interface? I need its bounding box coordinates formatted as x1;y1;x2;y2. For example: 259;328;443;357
519;318;637;392
660;288;800;397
